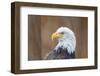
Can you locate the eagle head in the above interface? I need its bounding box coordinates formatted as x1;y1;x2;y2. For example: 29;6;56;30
51;27;76;54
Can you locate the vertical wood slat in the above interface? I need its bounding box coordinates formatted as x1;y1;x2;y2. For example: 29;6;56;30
28;15;41;60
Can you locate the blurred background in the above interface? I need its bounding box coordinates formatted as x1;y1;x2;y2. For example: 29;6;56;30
28;15;88;60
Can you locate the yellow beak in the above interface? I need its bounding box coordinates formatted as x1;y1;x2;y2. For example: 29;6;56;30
51;32;63;40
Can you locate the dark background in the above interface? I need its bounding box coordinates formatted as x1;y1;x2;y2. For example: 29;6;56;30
28;15;88;60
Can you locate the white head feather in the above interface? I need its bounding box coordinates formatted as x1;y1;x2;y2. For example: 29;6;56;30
55;27;76;54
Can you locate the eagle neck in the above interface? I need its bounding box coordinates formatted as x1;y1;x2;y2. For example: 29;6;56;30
55;38;75;54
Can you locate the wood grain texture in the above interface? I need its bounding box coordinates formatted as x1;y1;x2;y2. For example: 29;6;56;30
28;15;41;60
28;15;88;60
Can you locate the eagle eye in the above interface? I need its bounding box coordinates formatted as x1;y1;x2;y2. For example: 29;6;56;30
60;32;64;34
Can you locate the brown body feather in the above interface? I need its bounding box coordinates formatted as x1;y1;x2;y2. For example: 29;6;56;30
45;47;75;60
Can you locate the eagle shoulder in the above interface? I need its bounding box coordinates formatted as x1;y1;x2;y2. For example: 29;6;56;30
45;47;75;60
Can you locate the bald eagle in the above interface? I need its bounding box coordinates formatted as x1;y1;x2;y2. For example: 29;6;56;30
45;27;76;60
